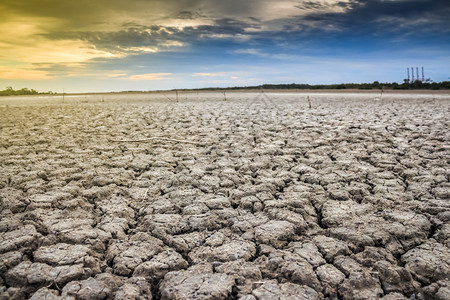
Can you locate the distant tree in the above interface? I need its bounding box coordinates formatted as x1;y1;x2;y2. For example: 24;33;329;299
0;87;40;96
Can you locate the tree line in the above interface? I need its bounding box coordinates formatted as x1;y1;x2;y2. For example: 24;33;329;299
0;87;55;96
2;80;449;96
189;81;450;91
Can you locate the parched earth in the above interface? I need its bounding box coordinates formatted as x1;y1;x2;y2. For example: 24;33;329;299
1;91;449;300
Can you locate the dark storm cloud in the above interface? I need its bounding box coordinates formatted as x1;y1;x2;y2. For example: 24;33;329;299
6;0;449;54
2;0;449;87
33;0;449;65
301;0;450;35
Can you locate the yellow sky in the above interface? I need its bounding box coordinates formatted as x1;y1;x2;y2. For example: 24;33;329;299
1;0;448;92
0;0;355;80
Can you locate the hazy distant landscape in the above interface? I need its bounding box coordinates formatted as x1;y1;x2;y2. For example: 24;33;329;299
1;91;449;299
2;80;450;97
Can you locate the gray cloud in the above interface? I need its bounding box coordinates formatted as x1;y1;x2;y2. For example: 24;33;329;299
301;0;450;34
4;0;449;50
175;11;205;20
2;0;449;82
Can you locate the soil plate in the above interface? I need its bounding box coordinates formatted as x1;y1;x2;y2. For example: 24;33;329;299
1;92;449;299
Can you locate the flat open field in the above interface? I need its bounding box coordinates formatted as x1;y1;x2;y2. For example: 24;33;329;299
1;91;449;299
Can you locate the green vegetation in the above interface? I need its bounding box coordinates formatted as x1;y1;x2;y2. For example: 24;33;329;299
182;81;450;92
3;80;450;96
0;87;55;96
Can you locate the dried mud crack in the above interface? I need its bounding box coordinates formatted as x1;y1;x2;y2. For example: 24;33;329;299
1;92;449;300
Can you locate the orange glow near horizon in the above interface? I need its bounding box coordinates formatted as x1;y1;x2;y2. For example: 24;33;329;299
0;14;119;80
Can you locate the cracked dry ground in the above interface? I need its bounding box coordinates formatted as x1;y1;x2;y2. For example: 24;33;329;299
1;92;449;300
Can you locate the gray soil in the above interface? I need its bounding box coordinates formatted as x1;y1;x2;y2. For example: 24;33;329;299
1;91;449;299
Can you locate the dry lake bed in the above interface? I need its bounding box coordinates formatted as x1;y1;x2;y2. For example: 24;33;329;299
1;91;449;299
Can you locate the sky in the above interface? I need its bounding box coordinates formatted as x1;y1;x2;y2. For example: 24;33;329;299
0;0;449;93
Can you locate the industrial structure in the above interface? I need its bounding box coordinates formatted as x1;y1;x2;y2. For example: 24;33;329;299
407;67;425;83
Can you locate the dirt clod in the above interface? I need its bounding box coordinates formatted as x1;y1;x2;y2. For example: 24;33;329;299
1;92;449;299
